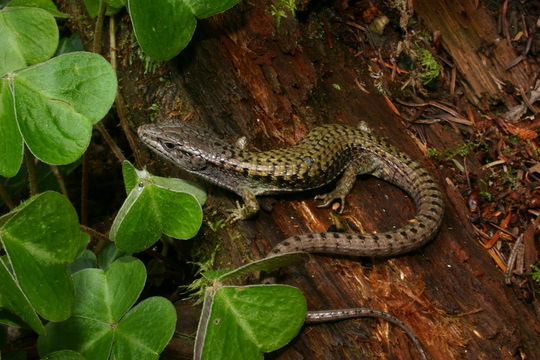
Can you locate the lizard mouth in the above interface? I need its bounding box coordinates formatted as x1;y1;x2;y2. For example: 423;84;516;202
137;124;156;142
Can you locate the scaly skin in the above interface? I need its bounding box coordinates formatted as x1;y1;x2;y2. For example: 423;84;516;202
138;121;440;359
306;308;428;360
137;121;444;257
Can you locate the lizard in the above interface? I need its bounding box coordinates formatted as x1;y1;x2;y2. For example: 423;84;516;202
138;120;444;359
137;121;444;257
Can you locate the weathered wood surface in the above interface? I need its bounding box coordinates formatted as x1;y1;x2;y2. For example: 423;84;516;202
414;0;534;110
57;0;540;359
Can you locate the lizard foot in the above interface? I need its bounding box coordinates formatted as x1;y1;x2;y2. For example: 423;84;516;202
225;202;247;223
314;191;347;213
225;201;257;223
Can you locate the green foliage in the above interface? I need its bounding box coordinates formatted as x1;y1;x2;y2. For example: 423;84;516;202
82;0;124;17
530;263;540;284
416;49;439;83
97;242;127;270
499;166;520;191
0;6;58;75
213;252;309;282
426;148;442;158
429;142;479;174
416;47;440;84
0;2;412;360
269;0;296;27
0;6;117;177
5;0;69;18
0;192;88;333
478;179;493;201
206;218;227;233
183;245;221;304
42;350;86;360
194;253;309;359
504;134;521;145
127;0;241;60
479;190;493;202
428;140;483;161
68;250;97;273
198;285;306;359
0;2;311;360
109;161;206;253
37;257;176;360
2;53;117;167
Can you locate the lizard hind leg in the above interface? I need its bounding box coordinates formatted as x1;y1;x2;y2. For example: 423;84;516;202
315;157;378;212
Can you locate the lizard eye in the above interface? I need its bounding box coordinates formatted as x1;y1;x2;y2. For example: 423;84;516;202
161;141;175;150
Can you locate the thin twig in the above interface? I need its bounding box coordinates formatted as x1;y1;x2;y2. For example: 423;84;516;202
503;55;525;71
450;67;456;95
50;165;69;198
109;15;143;167
487;221;517;239
24;148;38;196
81;1;107;226
95;122;127;162
81;153;89;226
80;224;110;255
519;87;539;114
504;234;524;285
92;1;107;54
80;224;110;242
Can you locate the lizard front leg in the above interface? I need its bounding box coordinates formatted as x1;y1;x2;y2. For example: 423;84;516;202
226;186;260;222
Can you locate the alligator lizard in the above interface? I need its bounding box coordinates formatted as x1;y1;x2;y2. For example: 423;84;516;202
138;121;444;257
138;121;442;359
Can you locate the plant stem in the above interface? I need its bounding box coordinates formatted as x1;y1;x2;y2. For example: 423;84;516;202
81;153;89;225
50;165;69;198
80;224;110;243
95;122;127;162
24;148;38;196
80;224;110;256
91;10;127;164
92;1;106;54
81;1;107;226
109;15;143;167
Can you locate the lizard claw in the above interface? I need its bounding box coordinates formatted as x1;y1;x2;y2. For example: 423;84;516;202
225;201;246;223
225;200;258;223
314;192;346;213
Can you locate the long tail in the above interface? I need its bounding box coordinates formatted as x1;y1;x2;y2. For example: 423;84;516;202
306;308;429;360
269;157;444;257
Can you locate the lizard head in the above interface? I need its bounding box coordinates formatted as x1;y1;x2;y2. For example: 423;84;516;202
137;122;217;171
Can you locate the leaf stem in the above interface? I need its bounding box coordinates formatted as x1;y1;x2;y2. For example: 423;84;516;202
81;153;89;225
50;165;69;198
80;224;109;240
81;0;107;226
24;148;38;196
92;1;107;54
109;15;143;167
95;122;127;162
